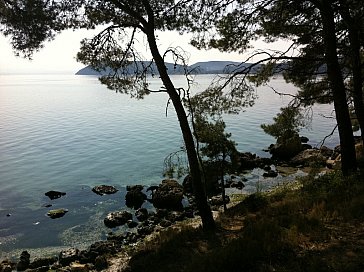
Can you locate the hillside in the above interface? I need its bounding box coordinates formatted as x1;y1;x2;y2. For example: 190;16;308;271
75;61;256;75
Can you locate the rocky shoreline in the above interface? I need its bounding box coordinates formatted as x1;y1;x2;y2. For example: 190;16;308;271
2;135;360;272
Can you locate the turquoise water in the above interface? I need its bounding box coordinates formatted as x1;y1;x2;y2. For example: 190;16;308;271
0;74;338;257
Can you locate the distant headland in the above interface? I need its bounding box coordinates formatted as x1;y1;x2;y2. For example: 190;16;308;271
75;61;261;76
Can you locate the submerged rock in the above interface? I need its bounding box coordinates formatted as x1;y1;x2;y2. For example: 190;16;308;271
45;190;66;200
104;211;132;228
92;185;118;196
47;208;68;219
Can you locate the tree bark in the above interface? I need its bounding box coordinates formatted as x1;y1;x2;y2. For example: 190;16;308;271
338;1;364;144
317;0;357;175
144;27;215;230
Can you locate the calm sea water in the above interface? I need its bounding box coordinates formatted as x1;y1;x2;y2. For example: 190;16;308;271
0;74;338;258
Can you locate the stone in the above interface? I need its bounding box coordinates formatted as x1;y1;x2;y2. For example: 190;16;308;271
104;211;132;228
230;180;245;190
300;136;309;143
209;195;230;206
16;251;30;271
125;186;147;210
127;220;139;228
94;255;108;271
45;190;66;200
126;185;144;192
182;175;193;194
290;149;327;167
92;185;118;196
269;134;303;161
70;262;90;272
137;225;155;236
135;208;149;222
320;146;334;158
29;257;57;269
166;211;185;222
152;179;184;210
2;265;12;272
159;219;172;228
46;208;68;219
59;248;79;266
263;170;278;178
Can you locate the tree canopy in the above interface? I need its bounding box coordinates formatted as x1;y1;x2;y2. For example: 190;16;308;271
1;0;221;230
190;0;363;175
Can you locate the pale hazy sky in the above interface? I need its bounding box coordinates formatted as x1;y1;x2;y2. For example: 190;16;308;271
0;28;287;75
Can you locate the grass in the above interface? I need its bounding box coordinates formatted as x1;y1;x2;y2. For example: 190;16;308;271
124;169;364;272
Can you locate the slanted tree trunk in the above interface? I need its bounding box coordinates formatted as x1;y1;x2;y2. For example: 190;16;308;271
316;0;357;175
142;10;215;230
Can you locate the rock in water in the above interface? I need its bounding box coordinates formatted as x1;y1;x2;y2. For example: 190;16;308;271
45;190;66;200
16;251;30;271
59;248;79;266
125;185;146;209
47;208;68;219
92;185;118;195
104;211;132;228
152;179;184;210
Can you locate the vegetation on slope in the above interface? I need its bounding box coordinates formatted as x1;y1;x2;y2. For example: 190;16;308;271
125;166;364;272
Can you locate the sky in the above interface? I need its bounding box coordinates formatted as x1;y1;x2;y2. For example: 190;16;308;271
0;28;246;75
0;28;288;75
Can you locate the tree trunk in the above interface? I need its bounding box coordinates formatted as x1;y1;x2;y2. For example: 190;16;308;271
145;28;215;230
338;1;364;143
317;0;357;175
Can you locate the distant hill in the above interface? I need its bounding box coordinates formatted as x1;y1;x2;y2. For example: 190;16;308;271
75;61;260;76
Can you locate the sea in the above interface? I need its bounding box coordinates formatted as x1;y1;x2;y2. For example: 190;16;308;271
0;74;339;259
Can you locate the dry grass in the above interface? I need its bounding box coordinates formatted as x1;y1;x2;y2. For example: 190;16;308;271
120;170;364;272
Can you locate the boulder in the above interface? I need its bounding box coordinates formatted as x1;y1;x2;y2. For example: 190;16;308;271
320;146;334;158
263;170;278;178
94;255;108;271
16;251;30;271
126;185;144;192
70;262;90;272
209;195;230;206
0;260;14;272
104;211;132;228
290;149;327;167
165;211;185;222
29;257;57;269
230;180;245;190
59;248;79;266
135;208;149;222
137;225;155;236
269;134;303;161
300;136;309;143
46;208;68;219
159;219;172;228
92;185;118;196
182;175;193;194
152;179;184;210
45;191;66;200
125;185;147;209
239;152;259;170
127;220;139;228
